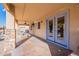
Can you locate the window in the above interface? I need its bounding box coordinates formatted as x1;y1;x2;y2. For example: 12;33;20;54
38;22;40;29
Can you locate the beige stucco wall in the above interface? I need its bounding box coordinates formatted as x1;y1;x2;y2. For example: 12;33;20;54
69;6;79;53
30;4;79;53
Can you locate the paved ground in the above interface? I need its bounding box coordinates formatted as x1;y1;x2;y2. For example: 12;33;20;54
12;35;72;56
0;41;4;56
12;37;51;56
16;36;32;48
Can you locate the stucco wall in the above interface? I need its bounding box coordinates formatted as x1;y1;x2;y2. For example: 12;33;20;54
30;4;79;54
69;6;79;53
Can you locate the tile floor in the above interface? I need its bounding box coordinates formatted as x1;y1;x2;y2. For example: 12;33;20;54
12;35;72;56
12;37;51;56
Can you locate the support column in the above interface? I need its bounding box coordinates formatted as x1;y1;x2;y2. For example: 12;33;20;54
3;11;15;55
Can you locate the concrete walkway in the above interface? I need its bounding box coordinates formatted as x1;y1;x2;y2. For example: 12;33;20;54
12;37;51;56
11;34;72;56
16;36;32;48
0;41;4;56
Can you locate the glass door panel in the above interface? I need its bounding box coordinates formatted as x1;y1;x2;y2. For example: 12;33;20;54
48;20;53;37
55;12;68;48
47;17;54;41
57;16;64;40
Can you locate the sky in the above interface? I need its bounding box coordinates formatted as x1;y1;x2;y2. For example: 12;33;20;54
0;3;6;27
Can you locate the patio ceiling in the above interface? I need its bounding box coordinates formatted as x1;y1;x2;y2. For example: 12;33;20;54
5;3;78;25
13;4;69;24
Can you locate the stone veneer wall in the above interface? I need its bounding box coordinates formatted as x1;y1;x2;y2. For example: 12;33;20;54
3;29;15;55
3;10;16;55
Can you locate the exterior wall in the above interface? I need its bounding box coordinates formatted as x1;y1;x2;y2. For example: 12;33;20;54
29;19;46;39
30;5;79;54
69;7;79;54
34;19;46;39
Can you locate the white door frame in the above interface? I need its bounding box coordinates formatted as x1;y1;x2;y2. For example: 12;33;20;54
55;10;70;48
46;10;70;49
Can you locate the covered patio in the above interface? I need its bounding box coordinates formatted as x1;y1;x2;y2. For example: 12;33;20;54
0;3;79;56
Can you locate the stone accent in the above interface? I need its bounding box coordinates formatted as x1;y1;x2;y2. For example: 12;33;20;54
3;29;15;55
0;41;4;55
